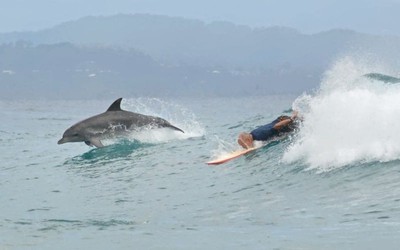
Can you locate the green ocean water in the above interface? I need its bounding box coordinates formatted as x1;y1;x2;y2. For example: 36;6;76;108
2;91;400;249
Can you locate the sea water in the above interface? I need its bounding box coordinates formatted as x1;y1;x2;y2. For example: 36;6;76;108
1;58;400;249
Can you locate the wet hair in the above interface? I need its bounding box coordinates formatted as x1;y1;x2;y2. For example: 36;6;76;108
278;115;291;121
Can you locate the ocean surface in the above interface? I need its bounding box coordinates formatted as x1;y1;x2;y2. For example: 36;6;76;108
2;59;400;249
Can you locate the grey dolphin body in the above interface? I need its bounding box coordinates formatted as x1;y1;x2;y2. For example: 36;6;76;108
58;98;184;147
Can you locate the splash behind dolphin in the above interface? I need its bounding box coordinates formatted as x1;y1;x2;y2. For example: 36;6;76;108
58;98;184;147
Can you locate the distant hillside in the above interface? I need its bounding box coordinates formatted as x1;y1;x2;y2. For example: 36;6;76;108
2;14;398;69
1;14;400;99
0;42;319;99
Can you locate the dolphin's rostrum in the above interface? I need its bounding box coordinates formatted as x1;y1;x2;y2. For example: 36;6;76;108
58;98;184;147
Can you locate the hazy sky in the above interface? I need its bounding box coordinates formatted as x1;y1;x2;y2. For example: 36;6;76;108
2;0;400;35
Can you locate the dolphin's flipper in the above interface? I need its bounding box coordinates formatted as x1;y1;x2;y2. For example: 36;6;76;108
107;98;123;112
86;138;104;148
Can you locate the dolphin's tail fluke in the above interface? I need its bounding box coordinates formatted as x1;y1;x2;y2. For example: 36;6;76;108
167;124;185;133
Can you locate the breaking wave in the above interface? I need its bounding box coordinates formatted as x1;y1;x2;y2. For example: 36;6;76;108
283;56;400;171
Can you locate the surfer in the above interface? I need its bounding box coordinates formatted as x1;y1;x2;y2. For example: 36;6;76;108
238;112;299;149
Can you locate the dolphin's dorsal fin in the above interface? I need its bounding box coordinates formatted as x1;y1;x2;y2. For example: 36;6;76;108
106;98;123;112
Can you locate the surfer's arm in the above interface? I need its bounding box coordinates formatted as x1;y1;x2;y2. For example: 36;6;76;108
273;118;293;130
273;110;300;130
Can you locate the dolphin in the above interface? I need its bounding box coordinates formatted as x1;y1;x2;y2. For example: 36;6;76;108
58;98;184;147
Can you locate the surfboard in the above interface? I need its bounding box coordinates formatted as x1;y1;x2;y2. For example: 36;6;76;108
206;146;261;165
206;134;289;166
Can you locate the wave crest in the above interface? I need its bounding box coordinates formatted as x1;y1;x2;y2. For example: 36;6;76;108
283;56;400;171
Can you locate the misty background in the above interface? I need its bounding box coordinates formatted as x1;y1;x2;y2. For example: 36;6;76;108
1;1;400;99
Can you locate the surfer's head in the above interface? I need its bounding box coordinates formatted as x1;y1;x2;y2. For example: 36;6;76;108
278;115;291;121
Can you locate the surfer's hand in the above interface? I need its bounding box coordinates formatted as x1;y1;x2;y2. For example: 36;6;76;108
291;111;298;120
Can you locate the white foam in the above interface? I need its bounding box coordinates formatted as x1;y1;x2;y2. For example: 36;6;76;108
283;56;400;171
131;128;189;144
